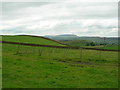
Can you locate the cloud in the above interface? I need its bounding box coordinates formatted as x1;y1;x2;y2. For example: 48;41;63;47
1;1;118;37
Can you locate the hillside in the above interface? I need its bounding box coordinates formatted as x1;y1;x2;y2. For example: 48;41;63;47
77;37;119;45
44;34;119;45
99;45;120;50
60;40;93;47
1;35;66;46
2;42;118;88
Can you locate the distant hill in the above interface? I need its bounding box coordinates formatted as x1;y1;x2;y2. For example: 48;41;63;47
77;37;119;45
60;40;93;47
1;35;66;46
45;34;79;40
57;34;78;37
44;34;119;45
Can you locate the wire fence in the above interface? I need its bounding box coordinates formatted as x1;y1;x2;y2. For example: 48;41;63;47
12;44;118;63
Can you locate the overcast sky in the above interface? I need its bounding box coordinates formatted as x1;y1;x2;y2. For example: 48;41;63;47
1;0;118;37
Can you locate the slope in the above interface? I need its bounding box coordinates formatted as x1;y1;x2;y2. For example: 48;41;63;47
1;35;66;46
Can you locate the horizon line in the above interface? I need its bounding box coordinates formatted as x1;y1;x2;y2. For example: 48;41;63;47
0;34;119;38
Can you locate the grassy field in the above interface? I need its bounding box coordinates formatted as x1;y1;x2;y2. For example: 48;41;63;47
2;43;118;88
59;40;92;47
99;46;120;50
0;36;2;89
82;45;120;50
2;35;66;46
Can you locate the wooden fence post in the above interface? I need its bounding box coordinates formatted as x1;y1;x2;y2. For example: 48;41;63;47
15;44;20;54
39;49;42;56
80;48;83;59
25;48;28;55
64;49;67;58
99;50;101;60
32;47;35;54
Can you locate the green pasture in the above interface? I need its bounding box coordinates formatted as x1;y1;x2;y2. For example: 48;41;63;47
83;45;120;50
99;46;120;50
60;40;92;47
2;35;65;46
2;43;118;88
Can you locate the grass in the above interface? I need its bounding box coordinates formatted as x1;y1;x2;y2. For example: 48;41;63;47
83;45;120;50
59;40;92;47
0;36;2;89
2;43;118;88
2;35;66;46
99;46;120;50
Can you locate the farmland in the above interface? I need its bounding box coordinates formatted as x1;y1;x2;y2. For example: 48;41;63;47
1;35;119;88
99;45;120;50
83;45;120;50
59;39;120;50
45;34;119;45
59;40;93;47
2;35;66;46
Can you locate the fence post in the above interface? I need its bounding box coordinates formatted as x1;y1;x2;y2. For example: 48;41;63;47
39;49;42;56
32;47;34;54
64;48;67;58
49;48;55;62
99;50;101;60
15;44;20;54
24;48;28;55
80;48;83;59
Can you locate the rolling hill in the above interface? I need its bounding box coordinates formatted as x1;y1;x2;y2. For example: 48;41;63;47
1;35;66;46
45;34;79;40
45;34;119;45
59;40;93;47
99;45;120;50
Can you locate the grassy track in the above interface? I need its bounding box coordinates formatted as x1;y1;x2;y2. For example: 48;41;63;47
2;43;118;88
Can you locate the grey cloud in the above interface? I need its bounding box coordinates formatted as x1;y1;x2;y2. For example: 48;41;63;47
2;2;54;20
2;2;52;12
1;2;118;37
87;25;117;29
2;2;117;20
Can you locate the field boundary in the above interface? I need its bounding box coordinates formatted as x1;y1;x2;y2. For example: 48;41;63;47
1;41;120;52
